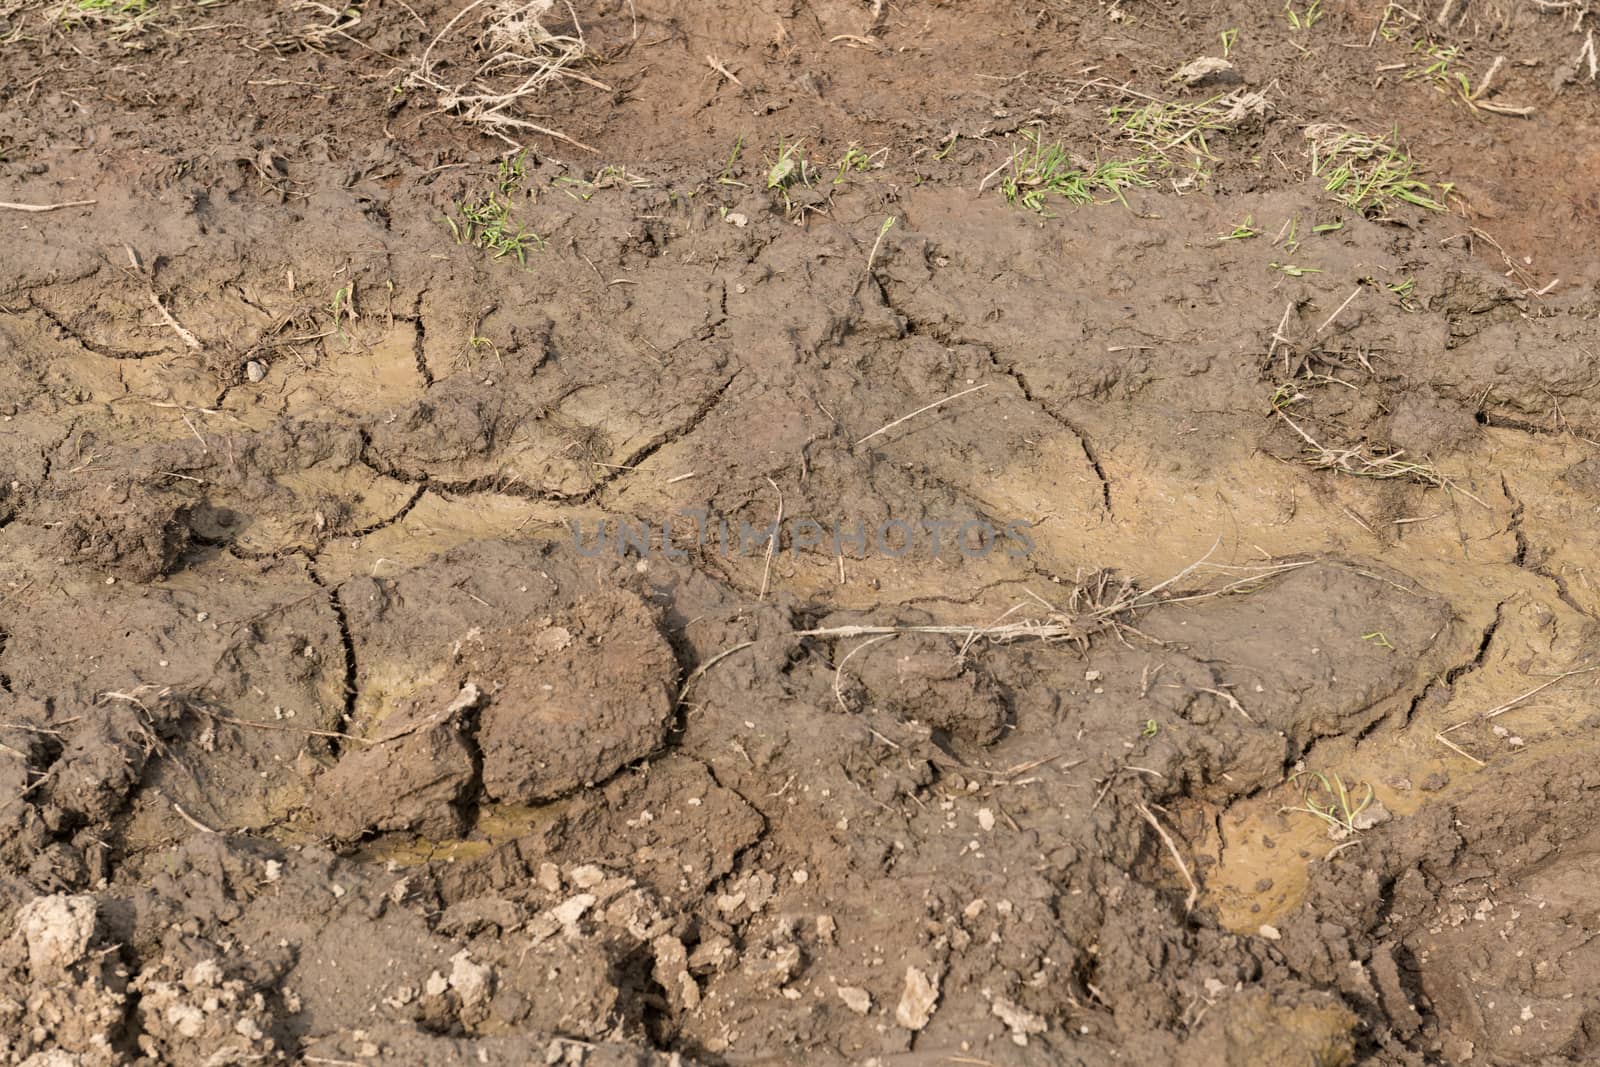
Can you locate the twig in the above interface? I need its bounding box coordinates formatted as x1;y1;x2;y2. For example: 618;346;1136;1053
172;801;218;834
1434;663;1600;764
1433;730;1485;766
193;704;372;745
1267;302;1294;375
705;54;743;87
759;477;784;601
856;384;989;447
369;683;482;745
1135;802;1199;913
0;199;97;212
1196;686;1254;723
833;634;895;713
677;641;755;706
148;292;202;350
861;215;897;282
1316;286;1361;334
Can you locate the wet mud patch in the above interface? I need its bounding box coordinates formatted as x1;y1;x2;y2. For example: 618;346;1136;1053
3;0;1600;1061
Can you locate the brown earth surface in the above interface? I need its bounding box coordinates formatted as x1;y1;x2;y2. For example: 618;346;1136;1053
2;0;1600;1063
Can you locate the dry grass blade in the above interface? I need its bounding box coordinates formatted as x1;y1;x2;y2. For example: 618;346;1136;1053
1135;802;1199;913
855;384;990;447
1273;408;1483;504
406;0;610;151
796;544;1312;653
1434;662;1600;764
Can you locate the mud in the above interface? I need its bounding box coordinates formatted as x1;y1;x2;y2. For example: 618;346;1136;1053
2;0;1600;1062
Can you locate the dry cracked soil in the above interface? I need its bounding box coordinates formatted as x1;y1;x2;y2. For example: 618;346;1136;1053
2;0;1600;1063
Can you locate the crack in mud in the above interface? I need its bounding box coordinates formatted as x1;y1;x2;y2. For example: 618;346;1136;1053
348;485;427;539
879;282;1115;513
1501;475;1594;618
1399;601;1504;730
986;349;1115;514
1502;474;1530;567
306;561;357;753
360;373;741;506
1478;408;1600;443
27;294;168;360
411;290;433;388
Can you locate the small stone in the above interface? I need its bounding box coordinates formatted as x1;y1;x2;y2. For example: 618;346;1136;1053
569;864;605;888
1350;798;1390;832
895;966;940;1030
837;985;872;1015
1172;56;1240;88
536;862;562;892
245;360;267;383
1258;924;1281;941
977;808;996;832
551;893;595;929
991;995;1048;1046
449;950;493;1007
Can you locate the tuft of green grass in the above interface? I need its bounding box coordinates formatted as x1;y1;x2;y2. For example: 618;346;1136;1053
1361;630;1397;652
1218;215;1258;240
1220;28;1238;56
765;136;809;191
1283;0;1323;30
1103;90;1264;190
763;136;825;218
446;151;545;265
1383;275;1420;311
60;0;156;35
718;136;746;187
1282;771;1375;836
833;143;886;184
1110;96;1232;166
1375;1;1421;42
553;164;649;201
996;129;1154;215
1305;125;1446;214
328;282;357;341
1405;40;1474;102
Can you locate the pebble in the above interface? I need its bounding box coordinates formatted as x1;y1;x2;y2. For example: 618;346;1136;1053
245;360;267;383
